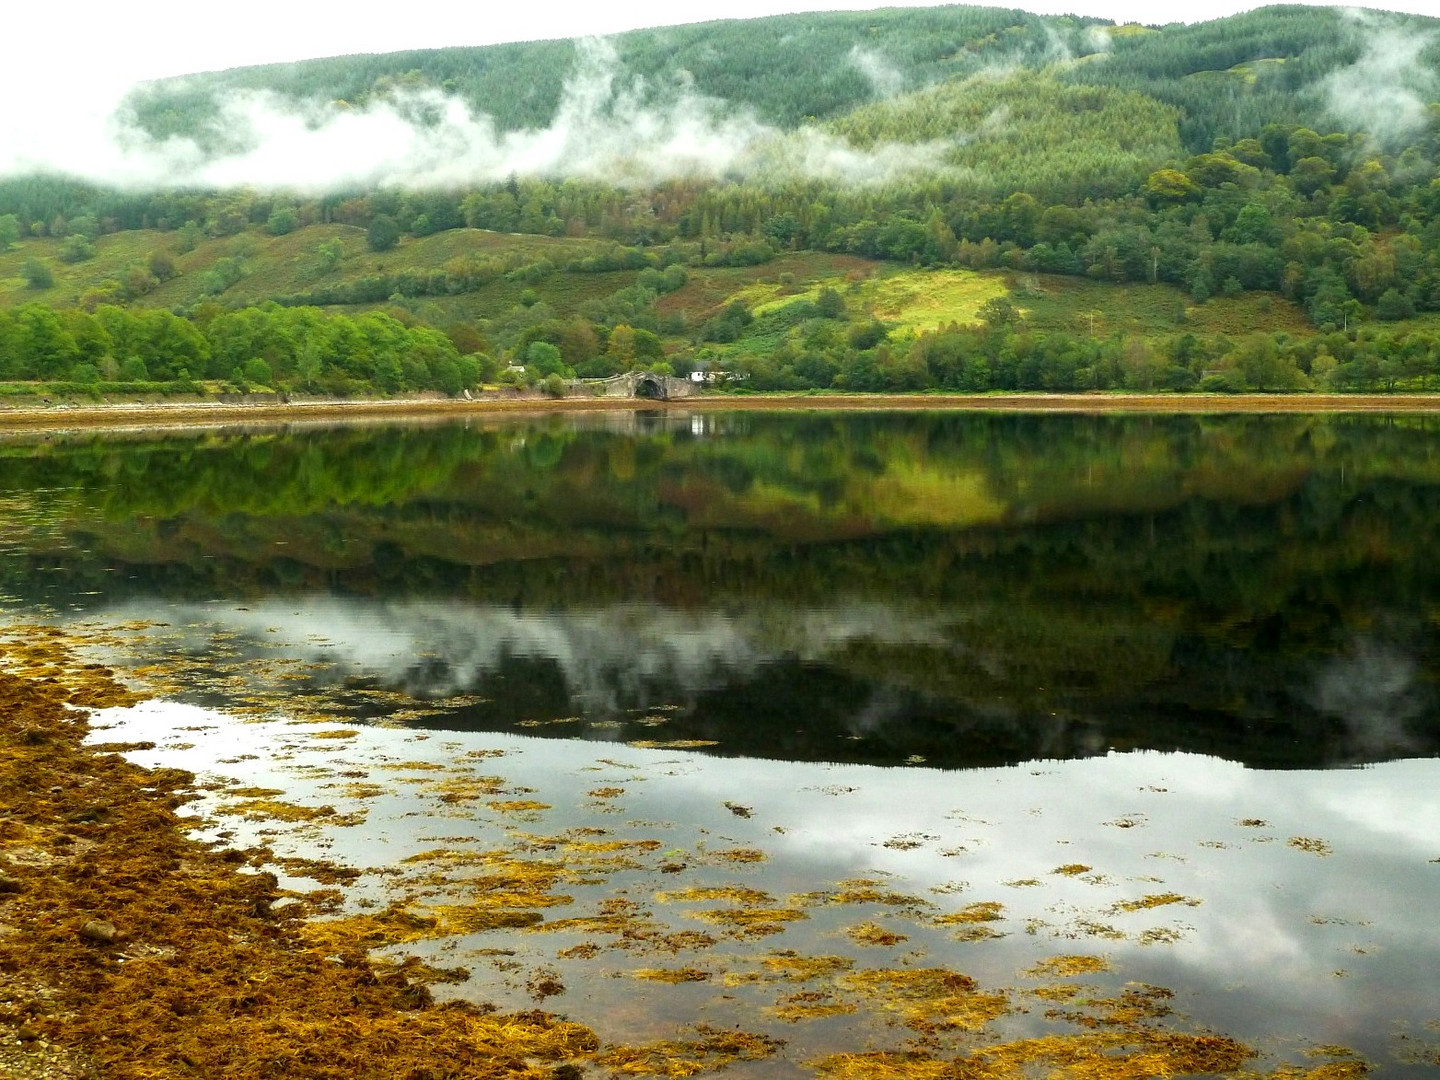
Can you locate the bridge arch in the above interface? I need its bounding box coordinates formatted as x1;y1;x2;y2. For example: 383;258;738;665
634;374;667;400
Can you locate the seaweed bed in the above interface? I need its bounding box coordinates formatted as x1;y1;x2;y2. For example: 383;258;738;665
0;631;1377;1080
0;635;596;1080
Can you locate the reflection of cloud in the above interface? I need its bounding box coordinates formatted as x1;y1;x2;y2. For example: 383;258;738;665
91;690;1440;1062
1305;637;1427;757
88;596;954;715
78;597;1440;770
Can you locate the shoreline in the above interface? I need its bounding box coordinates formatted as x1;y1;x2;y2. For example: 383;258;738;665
0;391;1438;432
0;625;1361;1080
0;632;603;1080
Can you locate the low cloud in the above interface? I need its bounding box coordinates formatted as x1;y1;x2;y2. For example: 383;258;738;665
1322;12;1438;142
1;37;953;192
1083;26;1115;54
848;45;906;99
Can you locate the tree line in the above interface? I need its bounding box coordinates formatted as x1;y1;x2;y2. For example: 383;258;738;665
0;303;488;395
3;290;1439;397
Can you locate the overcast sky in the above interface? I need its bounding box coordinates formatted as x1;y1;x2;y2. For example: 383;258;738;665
7;0;1437;86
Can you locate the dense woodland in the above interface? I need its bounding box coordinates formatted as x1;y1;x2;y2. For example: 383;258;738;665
5;3;1440;394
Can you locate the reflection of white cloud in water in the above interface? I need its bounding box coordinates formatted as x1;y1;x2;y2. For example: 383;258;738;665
619;749;1440;1048
96;598;1440;768
1;38;951;190
1306;637;1425;757
88;594;955;716
82;597;1432;761
90;694;1440;1057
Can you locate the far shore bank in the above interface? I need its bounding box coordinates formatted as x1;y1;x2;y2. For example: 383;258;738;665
1;391;1439;433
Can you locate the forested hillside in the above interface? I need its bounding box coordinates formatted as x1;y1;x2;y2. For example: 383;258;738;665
123;7;1104;137
3;3;1440;396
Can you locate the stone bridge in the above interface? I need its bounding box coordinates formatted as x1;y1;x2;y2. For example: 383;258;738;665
581;371;697;400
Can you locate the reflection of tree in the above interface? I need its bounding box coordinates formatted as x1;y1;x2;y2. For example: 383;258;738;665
2;413;1440;767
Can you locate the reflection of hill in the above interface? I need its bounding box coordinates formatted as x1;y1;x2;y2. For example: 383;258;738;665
3;412;1440;768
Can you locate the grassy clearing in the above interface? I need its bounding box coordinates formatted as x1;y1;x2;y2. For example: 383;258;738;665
0;226;628;316
658;253;876;320
859;268;1010;334
0;231;164;308
686;262;1314;348
1012;272;1311;339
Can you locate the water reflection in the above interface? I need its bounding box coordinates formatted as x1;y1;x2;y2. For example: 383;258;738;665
4;408;1437;1074
88;702;1440;1073
1;409;1438;771
75;592;1439;769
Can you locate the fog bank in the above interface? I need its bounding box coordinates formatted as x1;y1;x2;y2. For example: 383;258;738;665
0;38;952;192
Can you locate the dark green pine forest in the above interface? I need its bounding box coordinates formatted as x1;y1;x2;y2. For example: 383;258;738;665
5;3;1440;395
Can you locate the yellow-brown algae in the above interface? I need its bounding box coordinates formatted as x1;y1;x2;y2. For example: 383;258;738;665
427;774;515;802
846;922;909;947
823;880;931;908
1262;1064;1371;1079
0;638;607;1080
1025;955;1113;979
594;1026;782;1077
760;952;855;981
214;797;348;822
707;847;767;863
689;906;809;938
487;799;553;813
428;904;546;934
769;992;859;1022
654;885;774;906
1109;893;1202;913
221;785;287;798
376;760;448;771
274;855;364;884
338;782;386;799
935;901;1004;924
632;967;712;983
836;968;1010;1033
814;1029;1254;1080
1138;927;1188;945
1043;984;1176;1028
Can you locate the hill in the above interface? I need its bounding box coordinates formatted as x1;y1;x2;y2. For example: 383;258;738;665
122;5;1438;154
2;3;1440;398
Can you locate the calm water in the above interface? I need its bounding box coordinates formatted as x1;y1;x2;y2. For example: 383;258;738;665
5;409;1440;1074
